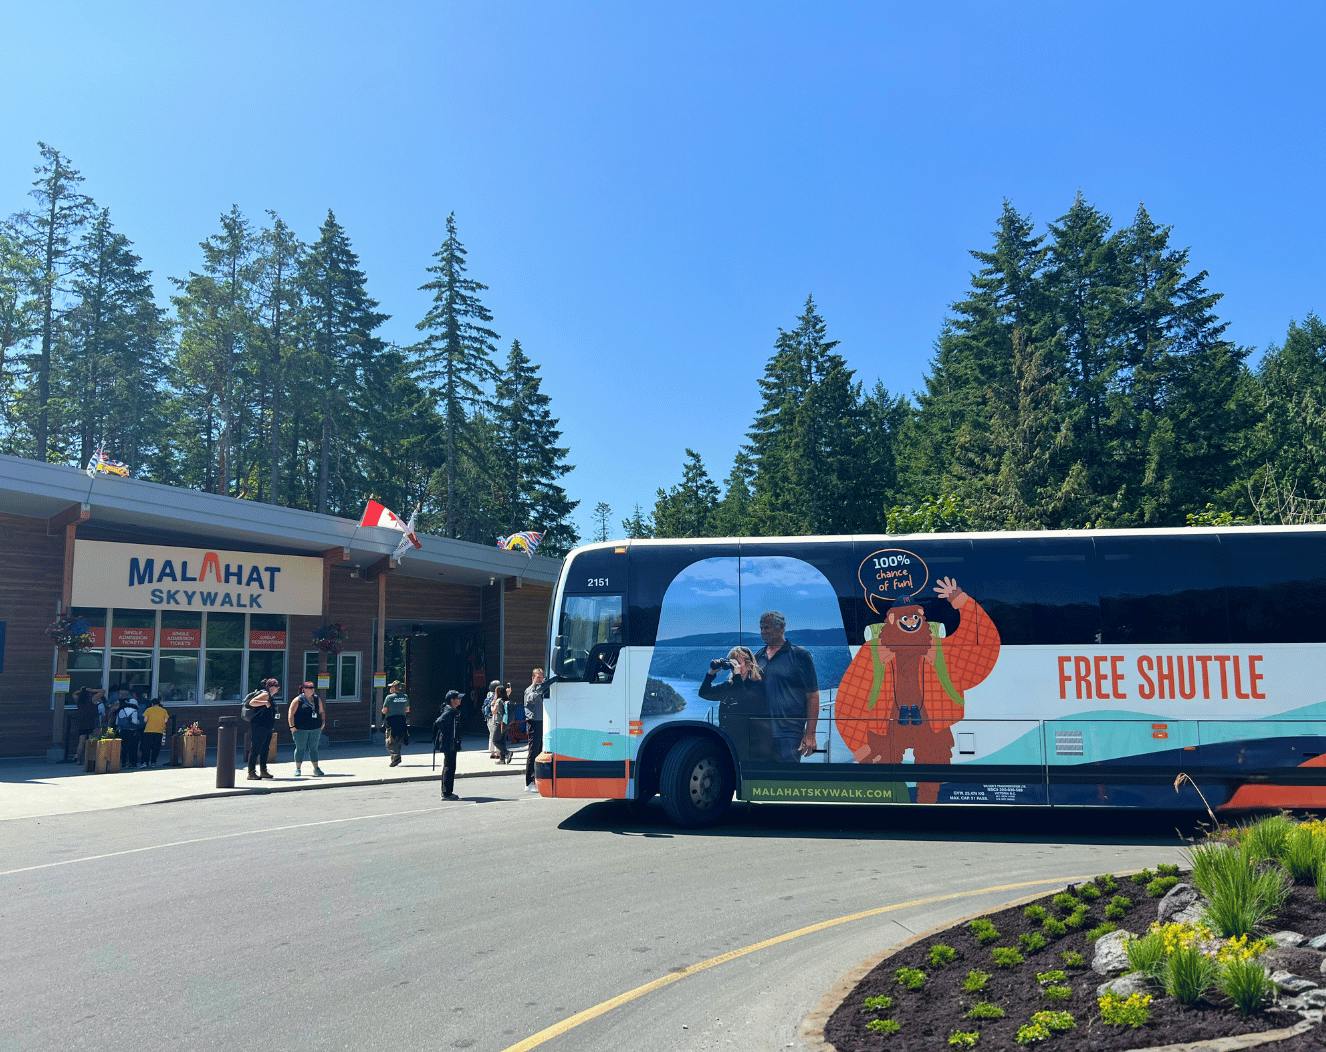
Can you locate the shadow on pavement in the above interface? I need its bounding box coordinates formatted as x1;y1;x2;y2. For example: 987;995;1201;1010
559;799;1204;846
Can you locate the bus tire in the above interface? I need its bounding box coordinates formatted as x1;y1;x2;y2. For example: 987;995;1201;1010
659;736;733;828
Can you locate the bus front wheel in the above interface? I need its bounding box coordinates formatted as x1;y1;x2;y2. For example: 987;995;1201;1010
660;736;733;827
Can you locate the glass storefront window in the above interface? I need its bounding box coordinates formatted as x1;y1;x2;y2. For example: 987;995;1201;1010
303;651;361;700
247;614;288;696
68;648;105;696
204;612;244;701
159;611;201;703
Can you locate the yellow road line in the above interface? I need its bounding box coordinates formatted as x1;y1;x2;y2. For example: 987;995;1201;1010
501;873;1091;1052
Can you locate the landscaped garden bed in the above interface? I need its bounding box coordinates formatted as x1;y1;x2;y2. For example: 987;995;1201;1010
824;815;1326;1050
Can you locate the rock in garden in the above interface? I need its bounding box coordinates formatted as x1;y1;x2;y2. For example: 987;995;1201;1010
1271;931;1308;948
1270;970;1319;994
1156;882;1201;923
1097;972;1152;999
1092;929;1135;975
1307;933;1326;951
1285;988;1326;1010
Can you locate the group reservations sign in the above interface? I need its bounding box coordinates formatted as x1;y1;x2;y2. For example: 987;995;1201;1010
72;540;323;615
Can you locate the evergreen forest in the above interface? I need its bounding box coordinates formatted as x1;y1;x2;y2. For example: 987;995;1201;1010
3;144;1323;551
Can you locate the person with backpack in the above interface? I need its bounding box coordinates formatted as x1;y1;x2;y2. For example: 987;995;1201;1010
433;689;464;800
114;692;144;768
141;697;170;767
493;684;515;765
288;680;326;777
241;678;280;780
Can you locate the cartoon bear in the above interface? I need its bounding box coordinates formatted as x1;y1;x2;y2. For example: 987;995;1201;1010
834;576;1001;803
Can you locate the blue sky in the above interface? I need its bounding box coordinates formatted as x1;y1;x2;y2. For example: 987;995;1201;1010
3;3;1324;538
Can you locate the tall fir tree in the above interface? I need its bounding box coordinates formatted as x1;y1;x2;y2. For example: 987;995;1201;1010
1250;315;1326;499
652;449;720;538
621;503;655;539
0;224;38;439
11;143;95;459
713;450;755;536
253;212;303;504
492;339;579;555
414;213;500;537
592;501;612;542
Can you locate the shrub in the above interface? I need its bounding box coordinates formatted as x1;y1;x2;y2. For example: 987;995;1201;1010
866;1017;901;1035
1086;922;1118;942
895;967;926;990
1019;931;1048;954
1043;985;1072;1001
1147;876;1180;898
863;994;894;1012
969;918;1000;944
1024;904;1048;923
1041;916;1067;938
1240;814;1295;864
929;943;958;968
1282;825;1326;883
1015;1022;1051;1044
948;1032;979;1049
1064;907;1089;931
1130;868;1156;885
1104;895;1133;920
966;1002;1005;1019
1078;882;1102;900
1163;944;1218;1006
962;969;991;993
1030;1010;1075;1033
1051;892;1081;914
1188;840;1235;897
1098;991;1152;1027
1060;950;1085;969
1126;930;1167;980
1096;873;1118;893
1317;862;1326;904
1035;970;1066;985
992;947;1025;968
1218;956;1273;1016
1156;862;1180;878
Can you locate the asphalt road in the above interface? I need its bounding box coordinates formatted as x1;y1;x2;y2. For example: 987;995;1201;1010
0;777;1197;1051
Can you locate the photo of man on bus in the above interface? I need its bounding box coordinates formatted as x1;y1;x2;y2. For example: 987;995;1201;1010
753;610;820;763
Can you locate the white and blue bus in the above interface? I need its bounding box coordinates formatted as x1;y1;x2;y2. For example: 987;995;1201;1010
532;528;1326;827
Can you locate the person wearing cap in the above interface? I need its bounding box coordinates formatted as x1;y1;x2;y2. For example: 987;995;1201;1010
381;680;411;767
288;681;326;777
433;689;464;800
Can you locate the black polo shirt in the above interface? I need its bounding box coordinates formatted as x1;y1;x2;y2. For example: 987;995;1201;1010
755;640;818;735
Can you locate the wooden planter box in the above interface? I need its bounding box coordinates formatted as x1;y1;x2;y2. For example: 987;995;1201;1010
94;738;122;774
181;734;207;768
84;738;100;772
268;733;278;764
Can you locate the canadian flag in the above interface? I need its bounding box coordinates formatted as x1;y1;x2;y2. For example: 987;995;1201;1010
359;499;423;556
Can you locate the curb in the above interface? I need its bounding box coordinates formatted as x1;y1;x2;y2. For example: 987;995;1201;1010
144;766;523;807
799;883;1071;1051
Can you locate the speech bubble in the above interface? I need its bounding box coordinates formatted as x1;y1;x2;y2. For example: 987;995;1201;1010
857;547;930;615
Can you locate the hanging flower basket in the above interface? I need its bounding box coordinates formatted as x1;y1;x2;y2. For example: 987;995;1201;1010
47;614;94;652
312;623;348;655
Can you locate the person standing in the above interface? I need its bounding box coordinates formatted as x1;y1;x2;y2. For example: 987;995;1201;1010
243;689;277;780
288;681;326;777
382;680;410;767
434;689;464;800
483;680;502;758
493;685;513;765
141;697;170;767
113;691;144;769
74;688;100;764
522;668;546;792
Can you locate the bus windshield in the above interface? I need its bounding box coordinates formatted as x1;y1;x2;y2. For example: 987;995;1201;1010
553;593;622;682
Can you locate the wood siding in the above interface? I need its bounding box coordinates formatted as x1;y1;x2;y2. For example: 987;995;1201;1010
0;513;66;756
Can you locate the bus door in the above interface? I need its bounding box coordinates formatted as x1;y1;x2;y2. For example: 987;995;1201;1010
548;590;629;798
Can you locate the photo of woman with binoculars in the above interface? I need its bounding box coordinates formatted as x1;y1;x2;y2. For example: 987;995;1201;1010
698;646;775;762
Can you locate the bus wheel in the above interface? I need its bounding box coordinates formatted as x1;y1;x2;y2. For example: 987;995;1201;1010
660;736;733;827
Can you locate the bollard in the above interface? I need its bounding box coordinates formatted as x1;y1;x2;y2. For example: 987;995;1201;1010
216;716;237;788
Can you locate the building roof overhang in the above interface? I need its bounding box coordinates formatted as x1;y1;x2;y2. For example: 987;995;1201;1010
0;454;560;588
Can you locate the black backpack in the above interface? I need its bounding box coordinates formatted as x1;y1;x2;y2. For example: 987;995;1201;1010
240;690;261;722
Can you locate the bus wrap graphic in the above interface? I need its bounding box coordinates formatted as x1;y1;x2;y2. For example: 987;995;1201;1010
858;547;929;614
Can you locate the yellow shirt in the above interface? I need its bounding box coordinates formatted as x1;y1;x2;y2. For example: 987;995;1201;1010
143;705;169;733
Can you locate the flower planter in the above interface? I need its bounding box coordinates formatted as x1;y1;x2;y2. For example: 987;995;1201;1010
268;733;278;764
181;734;207;768
95;737;122;774
84;738;100;772
170;733;183;765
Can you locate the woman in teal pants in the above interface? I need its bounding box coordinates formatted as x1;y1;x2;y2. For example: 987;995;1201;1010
287;681;327;777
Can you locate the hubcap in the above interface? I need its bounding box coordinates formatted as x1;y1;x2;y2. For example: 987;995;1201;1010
689;756;719;809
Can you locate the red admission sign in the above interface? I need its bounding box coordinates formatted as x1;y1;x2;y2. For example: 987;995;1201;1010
248;630;287;651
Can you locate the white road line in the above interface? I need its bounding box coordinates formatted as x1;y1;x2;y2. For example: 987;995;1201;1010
0;805;450;877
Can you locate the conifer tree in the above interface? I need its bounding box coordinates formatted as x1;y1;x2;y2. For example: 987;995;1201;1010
592;501;612;542
492;339;579;555
713;450;754;536
414;213;500;536
0;225;38;441
621;503;654;539
1255;315;1326;500
652;449;720;538
12;143;95;459
253;212;303;504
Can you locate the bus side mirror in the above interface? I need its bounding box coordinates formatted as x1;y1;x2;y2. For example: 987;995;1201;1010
542;674;560;688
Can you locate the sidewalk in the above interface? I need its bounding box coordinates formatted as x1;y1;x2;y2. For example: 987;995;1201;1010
0;736;530;822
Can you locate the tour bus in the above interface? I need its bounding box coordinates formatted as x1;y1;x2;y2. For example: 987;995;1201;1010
532;528;1326;827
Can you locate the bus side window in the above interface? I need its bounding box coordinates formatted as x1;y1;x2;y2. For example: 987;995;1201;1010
1222;532;1326;644
555;594;624;683
974;538;1099;645
1096;536;1229;644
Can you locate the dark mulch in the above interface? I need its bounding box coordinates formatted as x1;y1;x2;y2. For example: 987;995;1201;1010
824;877;1326;1051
